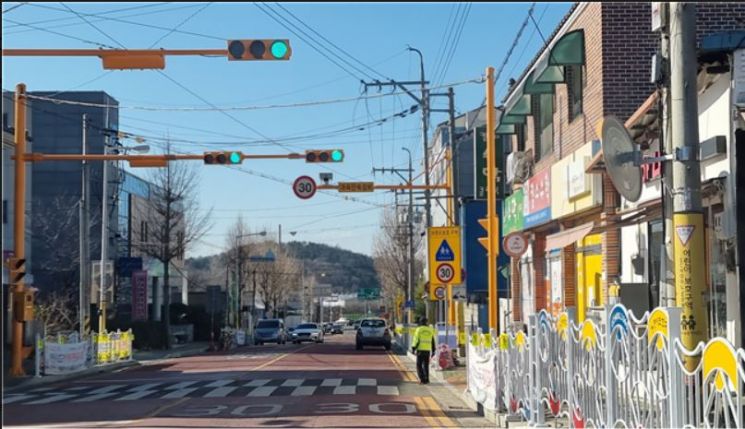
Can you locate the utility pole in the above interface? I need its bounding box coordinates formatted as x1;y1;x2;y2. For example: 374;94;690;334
485;66;499;334
669;2;707;360
98;113;110;334
79;114;90;337
658;3;675;308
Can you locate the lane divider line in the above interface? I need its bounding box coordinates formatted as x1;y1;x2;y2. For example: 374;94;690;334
413;396;442;428
422;395;458;427
249;344;315;372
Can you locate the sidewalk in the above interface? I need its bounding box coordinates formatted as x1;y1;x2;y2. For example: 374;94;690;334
3;341;210;393
392;338;564;428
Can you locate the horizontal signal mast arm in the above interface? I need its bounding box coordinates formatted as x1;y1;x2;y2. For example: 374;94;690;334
16;152;303;162
317;184;449;191
1;49;228;57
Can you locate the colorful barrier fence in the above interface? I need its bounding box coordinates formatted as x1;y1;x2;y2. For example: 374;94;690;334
35;329;134;376
465;304;745;428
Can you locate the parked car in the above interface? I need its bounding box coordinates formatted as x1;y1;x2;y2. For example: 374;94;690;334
355;318;391;350
322;322;334;334
353;320;362;331
291;323;324;344
331;323;344;334
254;319;287;345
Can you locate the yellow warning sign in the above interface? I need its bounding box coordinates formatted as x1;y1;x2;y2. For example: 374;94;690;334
428;226;462;300
673;212;707;370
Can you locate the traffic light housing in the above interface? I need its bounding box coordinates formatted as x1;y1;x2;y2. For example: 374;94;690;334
8;257;26;285
204;151;243;165
305;149;344;163
227;39;292;61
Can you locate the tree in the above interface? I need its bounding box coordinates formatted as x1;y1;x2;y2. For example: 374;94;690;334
133;155;212;349
372;208;424;324
254;243;301;318
222;216;261;328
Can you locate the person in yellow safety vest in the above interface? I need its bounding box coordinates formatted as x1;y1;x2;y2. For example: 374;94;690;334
411;316;435;384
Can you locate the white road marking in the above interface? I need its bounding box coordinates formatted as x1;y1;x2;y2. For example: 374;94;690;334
160;387;198;399
116;390;156;401
127;383;160;392
333;386;356;395
30;387;54;392
65;386;91;391
290;386;316;396
244;379;271;387
25;394;77;404
73;392;117;402
281;378;304;387
88;385;122;394
204;386;237;398
358;378;377;386
165;380;199;390
204;379;234;388
247;386;277;397
377;386;400;396
3;394;35;404
320;378;342;387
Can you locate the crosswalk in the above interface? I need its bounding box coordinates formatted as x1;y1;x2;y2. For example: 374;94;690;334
4;378;400;406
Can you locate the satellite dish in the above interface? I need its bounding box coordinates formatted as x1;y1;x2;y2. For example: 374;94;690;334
601;116;642;202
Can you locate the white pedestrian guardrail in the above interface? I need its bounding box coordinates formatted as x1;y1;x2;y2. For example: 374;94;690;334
465;304;745;428
35;329;134;377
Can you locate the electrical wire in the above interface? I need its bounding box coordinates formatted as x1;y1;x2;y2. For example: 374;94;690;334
431;3;464;86
3;2;174;31
2;17;119;48
2;2;28;14
148;2;212;48
59;2;127;49
435;3;472;87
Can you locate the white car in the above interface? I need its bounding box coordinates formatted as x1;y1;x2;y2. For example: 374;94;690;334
291;323;325;344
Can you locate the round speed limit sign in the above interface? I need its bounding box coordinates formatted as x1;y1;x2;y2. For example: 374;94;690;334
435;263;455;283
434;286;446;300
293;176;317;200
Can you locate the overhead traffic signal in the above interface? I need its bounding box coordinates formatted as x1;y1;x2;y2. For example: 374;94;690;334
305;149;344;163
8;257;26;285
227;39;292;61
204;151;243;165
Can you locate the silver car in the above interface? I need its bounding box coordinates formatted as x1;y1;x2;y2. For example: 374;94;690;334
291;323;325;344
355;318;391;350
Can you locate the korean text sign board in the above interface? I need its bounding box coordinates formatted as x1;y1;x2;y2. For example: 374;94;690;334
502;188;524;235
523;168;551;228
131;270;148;321
428;226;462;295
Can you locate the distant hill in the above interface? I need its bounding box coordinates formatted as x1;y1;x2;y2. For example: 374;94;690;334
186;241;379;294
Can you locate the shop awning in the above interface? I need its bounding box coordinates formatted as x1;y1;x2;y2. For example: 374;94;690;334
496;123;516;135
545;221;594;252
534;29;585;84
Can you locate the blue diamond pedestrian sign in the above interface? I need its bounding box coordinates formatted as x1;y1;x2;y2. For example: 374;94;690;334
435;240;455;261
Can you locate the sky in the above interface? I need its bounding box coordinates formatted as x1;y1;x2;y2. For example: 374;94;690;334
2;1;571;258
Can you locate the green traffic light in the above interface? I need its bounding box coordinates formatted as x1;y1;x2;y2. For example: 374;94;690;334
331;150;343;162
229;152;241;164
271;40;289;59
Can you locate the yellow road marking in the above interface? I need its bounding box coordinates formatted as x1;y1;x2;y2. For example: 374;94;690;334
422;395;458;427
250;344;314;371
142;396;189;420
414;396;442;428
388;352;417;382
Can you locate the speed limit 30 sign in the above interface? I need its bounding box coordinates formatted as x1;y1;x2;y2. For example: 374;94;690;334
293;175;317;199
435;263;455;283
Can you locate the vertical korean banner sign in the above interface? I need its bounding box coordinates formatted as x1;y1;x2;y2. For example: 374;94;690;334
131;270;148;321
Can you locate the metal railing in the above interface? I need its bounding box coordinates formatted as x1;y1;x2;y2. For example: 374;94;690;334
465;304;745;428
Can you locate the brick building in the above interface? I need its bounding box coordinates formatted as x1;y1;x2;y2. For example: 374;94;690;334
497;2;745;328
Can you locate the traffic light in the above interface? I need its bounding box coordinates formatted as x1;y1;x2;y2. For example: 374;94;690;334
305;149;344;163
227;39;292;61
8;257;26;285
204;151;243;165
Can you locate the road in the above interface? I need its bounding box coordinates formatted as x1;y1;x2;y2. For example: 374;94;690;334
3;332;489;428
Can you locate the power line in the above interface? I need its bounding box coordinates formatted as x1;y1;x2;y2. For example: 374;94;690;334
2;17;118;48
59;2;127;49
273;2;388;80
431;3;464;85
2;2;28;14
148;2;213;48
435;3;472;87
3;2;174;31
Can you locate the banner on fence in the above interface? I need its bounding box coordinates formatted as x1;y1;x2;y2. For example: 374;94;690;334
466;343;499;410
44;341;89;375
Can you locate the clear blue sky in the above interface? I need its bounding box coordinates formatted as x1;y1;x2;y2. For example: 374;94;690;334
2;2;571;258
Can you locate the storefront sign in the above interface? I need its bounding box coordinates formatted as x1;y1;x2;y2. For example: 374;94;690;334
523;168;551;228
567;157;590;199
502;189;524;234
641;150;662;182
474;127;487;200
548;251;562;316
131;270;148;321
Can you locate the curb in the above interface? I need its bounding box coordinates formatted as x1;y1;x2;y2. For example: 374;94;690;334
5;344;209;393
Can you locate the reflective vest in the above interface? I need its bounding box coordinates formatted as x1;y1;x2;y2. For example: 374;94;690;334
412;325;435;351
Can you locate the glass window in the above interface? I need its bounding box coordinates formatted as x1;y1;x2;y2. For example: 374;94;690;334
256;320;280;329
533;93;554;160
361;320;385;328
297;323;317;330
567;65;584;121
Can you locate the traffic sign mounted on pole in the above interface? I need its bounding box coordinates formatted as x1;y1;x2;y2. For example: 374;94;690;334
428;226;461;301
293;175;317;199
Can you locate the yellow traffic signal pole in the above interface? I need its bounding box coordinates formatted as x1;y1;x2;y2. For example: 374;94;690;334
485;67;499;334
10;83;28;376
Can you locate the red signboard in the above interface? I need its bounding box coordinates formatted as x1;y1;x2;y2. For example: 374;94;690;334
642;150;662;182
523;168;551;228
131;270;148;321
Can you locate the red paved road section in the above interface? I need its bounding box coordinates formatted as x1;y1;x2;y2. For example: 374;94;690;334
3;333;459;428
